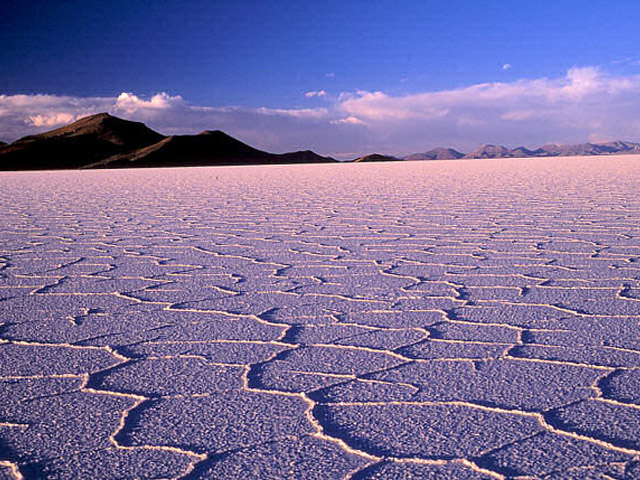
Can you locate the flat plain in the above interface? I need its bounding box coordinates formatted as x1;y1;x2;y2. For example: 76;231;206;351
1;156;640;479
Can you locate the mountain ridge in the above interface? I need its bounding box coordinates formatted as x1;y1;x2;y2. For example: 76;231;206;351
0;113;336;171
405;141;640;160
353;153;400;163
0;113;166;170
405;148;465;160
2;113;640;171
87;131;333;169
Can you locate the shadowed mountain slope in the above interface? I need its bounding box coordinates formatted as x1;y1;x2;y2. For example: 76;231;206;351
3;112;640;171
462;144;511;159
353;154;400;162
0;114;336;170
0;113;165;170
86;130;335;169
509;146;539;157
405;148;465;160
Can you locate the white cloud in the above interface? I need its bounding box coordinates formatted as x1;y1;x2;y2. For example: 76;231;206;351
115;92;184;113
0;92;339;154
257;107;328;118
26;112;77;127
325;73;335;78
305;90;327;98
331;116;366;125
0;93;113;139
332;66;640;152
3;67;640;157
612;57;640;67
339;90;451;120
502;63;512;71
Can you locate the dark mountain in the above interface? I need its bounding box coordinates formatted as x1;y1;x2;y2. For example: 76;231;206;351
86;130;335;168
3;112;640;171
0;114;336;171
0;141;6;147
598;141;640;154
508;146;539;158
353;153;400;162
273;149;334;165
0;113;165;171
404;148;464;160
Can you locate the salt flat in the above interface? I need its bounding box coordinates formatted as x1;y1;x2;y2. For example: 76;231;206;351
1;156;640;479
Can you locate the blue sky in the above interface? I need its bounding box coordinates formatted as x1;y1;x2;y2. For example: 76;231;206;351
2;0;640;157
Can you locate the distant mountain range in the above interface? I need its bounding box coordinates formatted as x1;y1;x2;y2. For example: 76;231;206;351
406;142;640;160
0;113;336;171
2;113;640;171
405;148;465;160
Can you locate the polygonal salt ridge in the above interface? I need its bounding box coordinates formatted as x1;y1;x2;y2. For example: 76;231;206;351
251;344;409;394
363;359;605;411
0;341;124;377
2;158;640;478
545;399;640;452
90;356;246;396
285;323;427;350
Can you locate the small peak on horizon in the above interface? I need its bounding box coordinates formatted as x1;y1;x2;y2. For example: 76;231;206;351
80;112;113;121
353;153;399;162
197;129;227;136
66;112;118;127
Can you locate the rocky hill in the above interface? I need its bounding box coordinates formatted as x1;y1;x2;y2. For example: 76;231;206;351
0;113;164;170
0;113;336;171
405;148;464;160
353;154;400;162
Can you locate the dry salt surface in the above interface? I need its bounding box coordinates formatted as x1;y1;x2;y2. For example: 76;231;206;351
1;156;640;479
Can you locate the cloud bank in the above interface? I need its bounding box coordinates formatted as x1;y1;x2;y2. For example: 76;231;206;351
3;67;640;158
